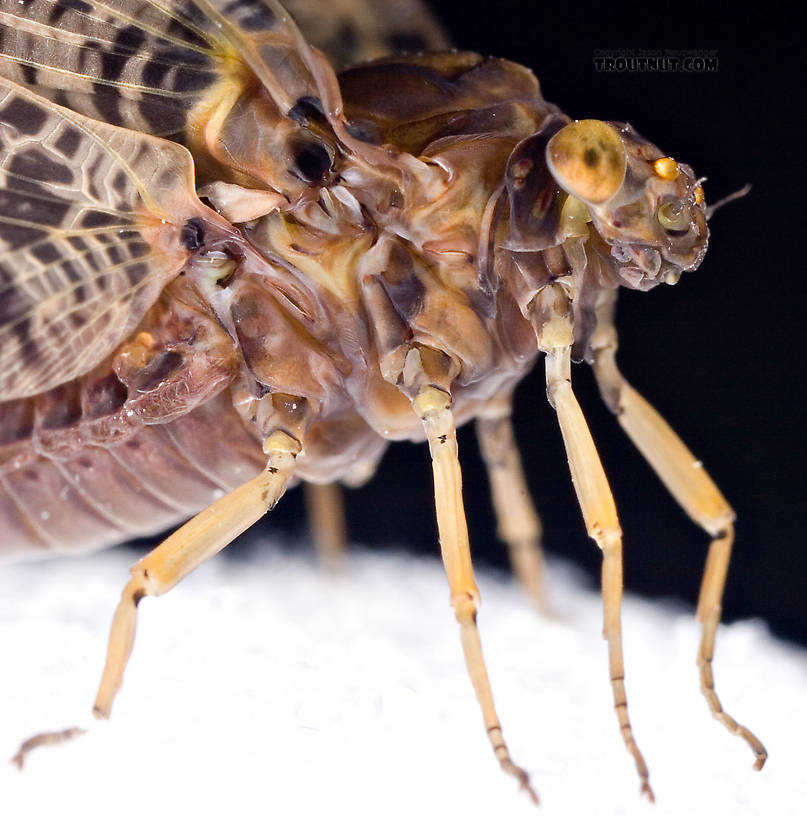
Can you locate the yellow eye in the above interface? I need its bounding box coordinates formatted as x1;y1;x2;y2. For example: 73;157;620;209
657;201;689;232
546;119;627;205
653;157;679;180
694;186;705;205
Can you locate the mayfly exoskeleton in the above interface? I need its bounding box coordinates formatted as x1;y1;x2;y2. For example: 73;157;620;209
0;0;765;804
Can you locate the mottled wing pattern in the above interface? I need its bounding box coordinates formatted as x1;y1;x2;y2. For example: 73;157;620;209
0;0;323;139
0;0;220;139
283;0;450;69
0;0;450;401
0;0;343;401
0;76;208;399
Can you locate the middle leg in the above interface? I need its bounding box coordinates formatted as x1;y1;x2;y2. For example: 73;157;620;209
545;345;654;801
413;383;539;804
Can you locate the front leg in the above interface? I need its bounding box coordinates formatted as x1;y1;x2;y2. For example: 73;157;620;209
591;299;766;769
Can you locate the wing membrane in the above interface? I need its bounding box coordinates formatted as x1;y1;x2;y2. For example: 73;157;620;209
0;0;223;137
0;76;207;399
0;0;446;401
0;1;335;137
0;1;362;193
283;0;450;69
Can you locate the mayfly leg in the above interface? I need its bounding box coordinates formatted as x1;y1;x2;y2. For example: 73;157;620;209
476;396;549;610
304;482;348;564
413;386;539;805
94;429;300;716
12;429;300;767
545;346;654;801
591;309;767;769
11;728;86;770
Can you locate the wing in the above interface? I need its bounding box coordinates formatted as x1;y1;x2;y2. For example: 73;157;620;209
0;1;351;189
0;75;213;399
0;1;311;133
282;0;450;69
0;0;350;401
0;1;441;400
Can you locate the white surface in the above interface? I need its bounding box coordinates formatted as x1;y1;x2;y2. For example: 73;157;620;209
0;542;803;816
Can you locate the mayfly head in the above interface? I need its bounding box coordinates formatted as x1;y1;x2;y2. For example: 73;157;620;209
546;119;709;289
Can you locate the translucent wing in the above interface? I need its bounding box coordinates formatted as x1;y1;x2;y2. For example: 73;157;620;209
0;1;374;192
282;0;450;69
0;0;447;400
0;0;349;402
0;76;211;399
0;1;311;135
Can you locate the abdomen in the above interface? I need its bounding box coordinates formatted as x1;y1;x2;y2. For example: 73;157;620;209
0;391;265;559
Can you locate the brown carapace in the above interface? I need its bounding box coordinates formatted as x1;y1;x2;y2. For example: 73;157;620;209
0;0;764;803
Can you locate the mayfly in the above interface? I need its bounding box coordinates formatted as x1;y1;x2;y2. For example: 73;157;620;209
0;0;765;803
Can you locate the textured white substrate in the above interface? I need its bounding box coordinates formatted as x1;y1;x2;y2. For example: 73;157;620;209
0;542;803;816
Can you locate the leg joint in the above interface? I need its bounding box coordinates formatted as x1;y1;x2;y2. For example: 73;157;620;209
591;521;622;551
452;591;479;624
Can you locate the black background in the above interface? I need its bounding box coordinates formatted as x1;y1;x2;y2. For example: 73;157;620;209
234;6;806;643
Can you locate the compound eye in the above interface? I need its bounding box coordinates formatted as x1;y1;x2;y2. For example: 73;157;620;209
546;119;627;205
657;200;690;232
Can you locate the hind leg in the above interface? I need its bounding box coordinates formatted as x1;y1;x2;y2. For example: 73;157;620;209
304;482;348;565
476;395;548;610
13;430;300;767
